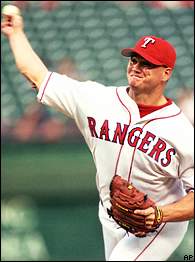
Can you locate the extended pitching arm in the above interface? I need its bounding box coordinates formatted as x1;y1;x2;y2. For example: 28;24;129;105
1;9;48;89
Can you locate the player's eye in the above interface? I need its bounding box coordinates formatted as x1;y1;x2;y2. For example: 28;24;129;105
129;56;158;69
129;57;139;65
141;61;156;68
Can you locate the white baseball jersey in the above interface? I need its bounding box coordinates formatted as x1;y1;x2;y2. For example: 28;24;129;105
37;71;194;261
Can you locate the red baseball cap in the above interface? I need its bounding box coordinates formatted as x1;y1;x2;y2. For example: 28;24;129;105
121;35;176;68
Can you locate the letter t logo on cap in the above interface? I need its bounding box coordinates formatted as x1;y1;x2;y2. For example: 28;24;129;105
141;37;155;48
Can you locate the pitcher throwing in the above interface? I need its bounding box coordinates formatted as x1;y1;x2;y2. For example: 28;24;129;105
1;7;194;261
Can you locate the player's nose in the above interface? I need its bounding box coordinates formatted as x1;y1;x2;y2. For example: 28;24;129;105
127;64;141;74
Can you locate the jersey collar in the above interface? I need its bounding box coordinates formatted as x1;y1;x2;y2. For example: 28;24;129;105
116;86;181;123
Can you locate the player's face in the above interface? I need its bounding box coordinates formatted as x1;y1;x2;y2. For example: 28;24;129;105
127;54;170;92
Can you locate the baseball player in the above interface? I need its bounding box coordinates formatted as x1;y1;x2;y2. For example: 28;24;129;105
1;11;194;261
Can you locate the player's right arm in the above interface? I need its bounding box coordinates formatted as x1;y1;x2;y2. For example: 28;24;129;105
1;13;48;89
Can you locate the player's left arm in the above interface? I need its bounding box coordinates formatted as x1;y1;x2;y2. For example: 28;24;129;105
159;191;194;222
134;191;194;227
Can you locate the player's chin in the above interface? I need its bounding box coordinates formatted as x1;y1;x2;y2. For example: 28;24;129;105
128;77;142;88
128;80;142;90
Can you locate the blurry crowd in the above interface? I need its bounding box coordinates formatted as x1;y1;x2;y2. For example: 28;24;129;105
5;1;61;11
7;1;195;10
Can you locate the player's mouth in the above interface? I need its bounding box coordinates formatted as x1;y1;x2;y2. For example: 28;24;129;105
130;75;142;79
129;75;143;81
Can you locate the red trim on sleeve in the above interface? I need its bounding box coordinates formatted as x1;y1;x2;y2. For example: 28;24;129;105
186;188;194;193
40;72;53;102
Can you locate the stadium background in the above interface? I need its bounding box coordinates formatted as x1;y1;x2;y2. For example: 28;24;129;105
1;1;194;261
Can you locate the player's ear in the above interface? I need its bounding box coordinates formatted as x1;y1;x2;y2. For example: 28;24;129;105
162;67;172;82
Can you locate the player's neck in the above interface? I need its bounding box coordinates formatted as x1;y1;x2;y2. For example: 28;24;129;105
127;87;167;106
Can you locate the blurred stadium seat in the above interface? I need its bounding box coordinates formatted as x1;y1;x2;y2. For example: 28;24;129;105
1;1;194;122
